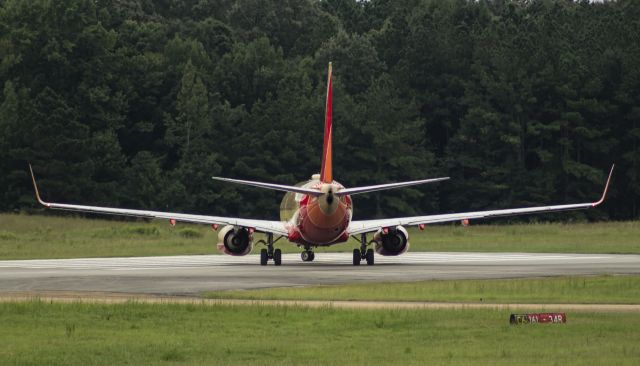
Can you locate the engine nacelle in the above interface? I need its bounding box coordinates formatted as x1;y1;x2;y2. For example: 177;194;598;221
216;225;254;256
373;225;410;256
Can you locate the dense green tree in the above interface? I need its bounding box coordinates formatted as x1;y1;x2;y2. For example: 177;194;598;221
164;59;224;212
0;81;29;209
316;31;385;97
165;60;210;158
228;0;339;57
0;0;637;220
340;74;437;217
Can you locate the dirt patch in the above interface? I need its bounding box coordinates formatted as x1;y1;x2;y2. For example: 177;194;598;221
1;291;639;312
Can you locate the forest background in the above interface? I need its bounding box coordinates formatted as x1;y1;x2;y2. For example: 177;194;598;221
1;0;639;221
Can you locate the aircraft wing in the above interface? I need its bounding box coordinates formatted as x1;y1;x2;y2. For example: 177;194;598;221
29;166;288;236
349;165;614;236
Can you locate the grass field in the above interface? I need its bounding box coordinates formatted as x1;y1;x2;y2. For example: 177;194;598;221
1;300;639;365
1;213;639;260
0;213;215;259
3;214;638;365
206;275;640;304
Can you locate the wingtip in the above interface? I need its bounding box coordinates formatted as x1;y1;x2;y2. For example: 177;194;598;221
592;164;614;207
28;163;48;207
429;176;450;183
211;176;235;184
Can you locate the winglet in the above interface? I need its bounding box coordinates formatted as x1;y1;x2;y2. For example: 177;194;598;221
592;164;614;207
28;164;49;207
320;62;333;184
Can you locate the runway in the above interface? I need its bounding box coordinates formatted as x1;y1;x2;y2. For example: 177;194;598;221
1;252;639;296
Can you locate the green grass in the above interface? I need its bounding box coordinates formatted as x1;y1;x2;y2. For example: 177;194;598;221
0;214;216;259
205;275;640;304
1;300;639;365
413;221;640;253
1;213;639;260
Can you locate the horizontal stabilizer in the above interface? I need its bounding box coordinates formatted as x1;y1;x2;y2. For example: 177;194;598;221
212;177;322;196
336;177;449;196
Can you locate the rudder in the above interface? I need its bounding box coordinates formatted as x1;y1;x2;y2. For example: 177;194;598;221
320;62;333;183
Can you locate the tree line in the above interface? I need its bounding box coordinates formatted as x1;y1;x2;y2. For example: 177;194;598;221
1;0;638;221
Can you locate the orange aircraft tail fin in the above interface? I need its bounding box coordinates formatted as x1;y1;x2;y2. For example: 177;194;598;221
320;62;333;183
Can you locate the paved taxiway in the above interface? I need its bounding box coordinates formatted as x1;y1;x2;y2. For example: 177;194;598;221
1;252;639;296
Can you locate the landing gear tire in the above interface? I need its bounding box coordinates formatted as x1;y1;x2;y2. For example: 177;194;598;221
354;233;374;266
353;249;361;266
365;248;374;265
301;250;315;262
260;249;268;266
273;248;282;266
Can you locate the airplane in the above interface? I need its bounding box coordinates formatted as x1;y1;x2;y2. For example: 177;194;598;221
29;63;614;266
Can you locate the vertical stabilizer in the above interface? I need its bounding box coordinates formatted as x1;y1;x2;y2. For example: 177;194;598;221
320;62;333;183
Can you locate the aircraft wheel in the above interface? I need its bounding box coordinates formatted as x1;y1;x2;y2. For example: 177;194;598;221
260;249;268;266
352;249;361;266
365;248;374;265
274;249;282;266
301;250;315;262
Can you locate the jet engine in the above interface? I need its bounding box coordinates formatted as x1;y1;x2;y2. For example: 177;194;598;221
217;225;253;256
373;226;410;256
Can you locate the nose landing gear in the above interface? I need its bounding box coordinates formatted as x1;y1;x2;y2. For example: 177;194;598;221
301;245;315;262
301;250;315;262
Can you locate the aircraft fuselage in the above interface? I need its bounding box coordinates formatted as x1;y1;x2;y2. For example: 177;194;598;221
285;181;353;246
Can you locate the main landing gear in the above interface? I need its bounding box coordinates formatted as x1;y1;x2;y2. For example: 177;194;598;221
259;233;281;266
301;245;315;262
353;233;374;266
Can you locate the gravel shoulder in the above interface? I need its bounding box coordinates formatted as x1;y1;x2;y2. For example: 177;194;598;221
1;291;639;312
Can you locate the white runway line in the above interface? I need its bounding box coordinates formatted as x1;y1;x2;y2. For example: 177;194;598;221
0;252;629;270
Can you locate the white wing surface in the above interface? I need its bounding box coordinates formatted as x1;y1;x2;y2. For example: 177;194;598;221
349;165;614;236
30;166;288;236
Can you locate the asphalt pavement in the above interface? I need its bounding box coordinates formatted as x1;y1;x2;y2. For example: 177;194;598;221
1;252;639;296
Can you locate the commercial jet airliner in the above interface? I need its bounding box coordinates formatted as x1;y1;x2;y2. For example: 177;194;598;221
29;63;614;266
